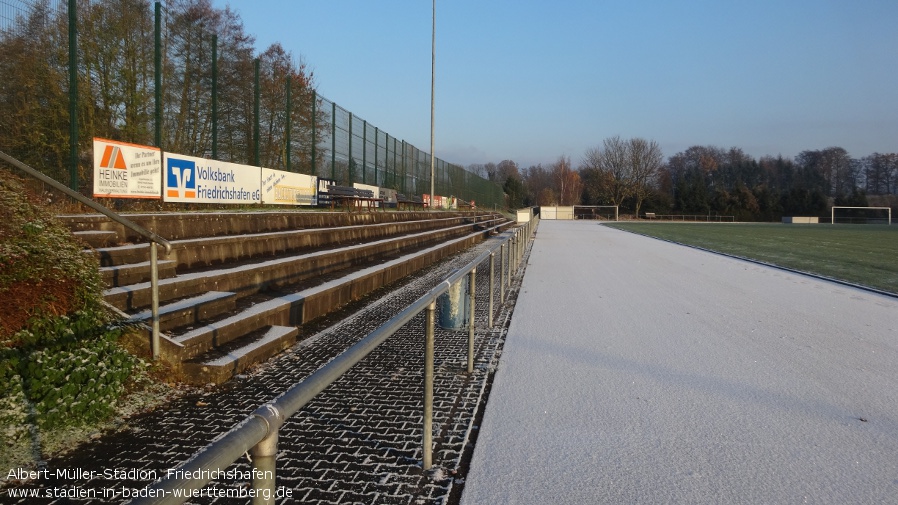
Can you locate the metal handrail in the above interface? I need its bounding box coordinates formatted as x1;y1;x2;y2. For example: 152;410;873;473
0;151;172;359
129;216;538;505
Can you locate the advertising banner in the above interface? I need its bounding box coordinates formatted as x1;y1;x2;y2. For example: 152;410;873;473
164;153;261;204
261;168;317;205
317;178;336;207
424;194;445;209
379;187;398;206
92;138;162;199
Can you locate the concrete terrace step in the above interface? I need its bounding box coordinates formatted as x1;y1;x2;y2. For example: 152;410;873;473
100;259;178;287
91;216;482;268
126;291;237;332
103;219;506;311
182;325;299;384
66;209;514;386
166;221;513;383
59;210;488;244
73;230;117;248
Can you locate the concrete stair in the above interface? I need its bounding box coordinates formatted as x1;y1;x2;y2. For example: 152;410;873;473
63;210;513;384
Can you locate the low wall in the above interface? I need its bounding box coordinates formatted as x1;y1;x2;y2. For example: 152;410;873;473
782;216;819;224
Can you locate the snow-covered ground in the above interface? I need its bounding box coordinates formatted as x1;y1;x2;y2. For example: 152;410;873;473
460;220;898;504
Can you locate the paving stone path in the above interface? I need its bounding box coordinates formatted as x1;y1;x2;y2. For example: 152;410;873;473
3;232;531;505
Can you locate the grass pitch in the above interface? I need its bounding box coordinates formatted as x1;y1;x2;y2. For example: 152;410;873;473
605;222;898;295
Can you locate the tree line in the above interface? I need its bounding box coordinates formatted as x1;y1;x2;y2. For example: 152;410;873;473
0;0;318;187
471;142;898;220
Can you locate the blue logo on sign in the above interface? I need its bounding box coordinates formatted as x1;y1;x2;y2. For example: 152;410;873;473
166;158;196;198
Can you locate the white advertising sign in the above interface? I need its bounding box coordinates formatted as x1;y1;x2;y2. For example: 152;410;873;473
379;187;397;205
92;138;162;199
261;168;317;205
164;153;261;204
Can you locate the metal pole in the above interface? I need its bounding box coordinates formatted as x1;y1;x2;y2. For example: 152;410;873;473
311;90;316;175
508;237;514;283
499;243;505;304
150;242;161;360
154;2;161;148
211;34;218;159
467;268;476;373
68;0;78;191
362;120;367;184
249;430;277;505
253;58;260;167
285;76;292;171
423;299;435;470
331;101;336;180
348;112;353;182
429;0;435;207
374;126;379;186
488;253;494;328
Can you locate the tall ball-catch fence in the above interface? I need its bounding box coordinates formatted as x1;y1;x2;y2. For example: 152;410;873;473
0;0;504;208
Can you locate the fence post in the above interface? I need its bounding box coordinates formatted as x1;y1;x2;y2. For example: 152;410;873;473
311;90;317;174
362;120;367;184
331;101;336;180
212;34;219;159
253;58;260;166
467;268;476;373
153;2;161;149
285;76;292;171
373;126;379;186
348;112;353;182
423;299;435;471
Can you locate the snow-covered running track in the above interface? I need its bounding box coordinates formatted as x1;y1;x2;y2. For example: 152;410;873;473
461;220;898;504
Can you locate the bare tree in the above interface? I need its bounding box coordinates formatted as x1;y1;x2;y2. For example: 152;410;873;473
628;137;663;217
551;155;581;205
467;163;487;179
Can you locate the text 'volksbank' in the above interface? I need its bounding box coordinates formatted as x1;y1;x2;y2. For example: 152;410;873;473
197;166;236;183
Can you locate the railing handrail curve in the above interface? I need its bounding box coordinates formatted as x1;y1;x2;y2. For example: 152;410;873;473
0;150;172;253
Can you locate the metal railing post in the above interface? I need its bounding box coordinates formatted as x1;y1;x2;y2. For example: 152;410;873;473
249;431;277;505
250;402;284;505
467;268;476;373
423;299;436;471
150;242;161;359
488;253;494;328
499;243;505;304
513;232;519;271
506;236;512;286
510;236;516;278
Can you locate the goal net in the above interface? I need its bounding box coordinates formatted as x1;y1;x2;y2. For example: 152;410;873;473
831;206;892;225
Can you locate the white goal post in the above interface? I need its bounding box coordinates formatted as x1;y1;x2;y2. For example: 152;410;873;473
831;206;892;225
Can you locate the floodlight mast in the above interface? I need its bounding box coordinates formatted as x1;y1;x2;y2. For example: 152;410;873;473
429;0;435;208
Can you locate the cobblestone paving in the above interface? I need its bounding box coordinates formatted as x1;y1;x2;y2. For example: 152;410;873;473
3;233;532;504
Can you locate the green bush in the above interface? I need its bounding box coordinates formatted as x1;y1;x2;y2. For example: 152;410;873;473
0;170;150;466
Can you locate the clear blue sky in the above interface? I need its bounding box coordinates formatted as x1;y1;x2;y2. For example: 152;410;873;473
220;0;897;169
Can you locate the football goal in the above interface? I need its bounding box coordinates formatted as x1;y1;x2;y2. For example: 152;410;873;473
831;206;892;225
